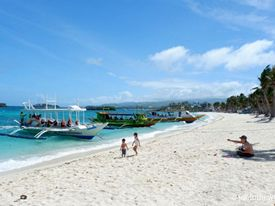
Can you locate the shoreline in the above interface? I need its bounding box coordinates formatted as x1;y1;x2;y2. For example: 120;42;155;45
1;112;274;205
0;112;217;177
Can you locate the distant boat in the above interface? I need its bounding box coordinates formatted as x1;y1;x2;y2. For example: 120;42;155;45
92;112;159;129
1;100;107;140
0;103;7;108
86;105;116;111
147;111;204;123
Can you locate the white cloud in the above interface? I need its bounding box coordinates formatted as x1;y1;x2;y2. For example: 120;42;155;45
106;72;128;80
187;47;232;69
86;79;256;104
107;72;117;77
119;91;133;98
86;57;102;66
212;11;268;31
149;40;275;71
89;91;134;104
149;46;188;71
224;40;275;70
238;0;274;10
184;0;275;38
129;79;256;100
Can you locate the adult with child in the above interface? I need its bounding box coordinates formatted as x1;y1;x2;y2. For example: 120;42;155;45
227;135;254;157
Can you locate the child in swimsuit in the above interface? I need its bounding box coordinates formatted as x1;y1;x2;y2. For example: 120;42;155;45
120;138;128;157
132;132;141;156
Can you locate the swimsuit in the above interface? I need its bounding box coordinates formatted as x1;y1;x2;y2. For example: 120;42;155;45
133;139;139;147
122;149;126;156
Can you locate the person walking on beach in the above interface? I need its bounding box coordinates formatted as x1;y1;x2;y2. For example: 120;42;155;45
227;135;254;157
132;132;141;156
120;138;128;157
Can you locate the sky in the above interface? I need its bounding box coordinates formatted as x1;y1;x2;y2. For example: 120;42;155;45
1;0;275;105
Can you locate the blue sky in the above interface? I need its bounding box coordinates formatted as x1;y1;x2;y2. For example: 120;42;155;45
1;0;275;105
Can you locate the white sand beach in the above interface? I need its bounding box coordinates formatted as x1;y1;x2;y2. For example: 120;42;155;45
0;113;274;206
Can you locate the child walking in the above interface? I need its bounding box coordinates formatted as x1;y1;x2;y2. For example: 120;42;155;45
120;138;129;157
132;132;141;155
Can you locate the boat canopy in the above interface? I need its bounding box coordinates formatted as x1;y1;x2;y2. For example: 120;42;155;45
22;101;86;112
99;112;144;116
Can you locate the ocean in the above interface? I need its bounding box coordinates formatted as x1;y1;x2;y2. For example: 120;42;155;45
0;107;210;173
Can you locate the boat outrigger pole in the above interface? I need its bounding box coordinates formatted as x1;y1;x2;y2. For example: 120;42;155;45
9;128;23;135
34;129;49;139
8;127;47;139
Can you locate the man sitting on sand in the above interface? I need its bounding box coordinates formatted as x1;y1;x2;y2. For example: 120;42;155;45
227;135;254;157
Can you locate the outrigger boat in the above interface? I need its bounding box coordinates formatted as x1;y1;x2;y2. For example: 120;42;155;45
147;111;204;123
5;101;107;140
92;112;159;129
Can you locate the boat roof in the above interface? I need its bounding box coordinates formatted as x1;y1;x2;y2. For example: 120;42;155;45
23;101;86;112
23;108;86;112
98;112;144;116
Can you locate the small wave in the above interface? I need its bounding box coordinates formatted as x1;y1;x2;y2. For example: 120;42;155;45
0;113;214;173
0;127;177;172
0;125;19;130
0;142;120;173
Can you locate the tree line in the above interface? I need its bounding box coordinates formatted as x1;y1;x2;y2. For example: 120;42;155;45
159;65;275;119
210;65;275;118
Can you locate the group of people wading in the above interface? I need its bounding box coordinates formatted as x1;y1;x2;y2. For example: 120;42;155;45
20;112;79;128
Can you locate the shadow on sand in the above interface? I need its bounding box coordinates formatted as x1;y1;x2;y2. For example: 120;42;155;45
113;154;136;159
221;149;275;162
254;117;272;123
246;115;273;123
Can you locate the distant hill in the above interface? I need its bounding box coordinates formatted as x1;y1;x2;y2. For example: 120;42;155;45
100;98;225;109
0;103;7;107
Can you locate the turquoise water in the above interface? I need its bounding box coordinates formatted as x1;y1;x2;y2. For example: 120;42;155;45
0;107;209;172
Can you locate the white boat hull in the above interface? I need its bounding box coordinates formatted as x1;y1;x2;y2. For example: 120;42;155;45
19;123;108;139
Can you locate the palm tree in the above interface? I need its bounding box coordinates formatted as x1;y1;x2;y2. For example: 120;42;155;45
237;93;248;109
251;87;269;115
268;65;275;118
257;65;275;118
249;88;265;115
226;96;239;112
224;65;275;117
213;102;221;111
220;102;226;111
258;65;272;116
